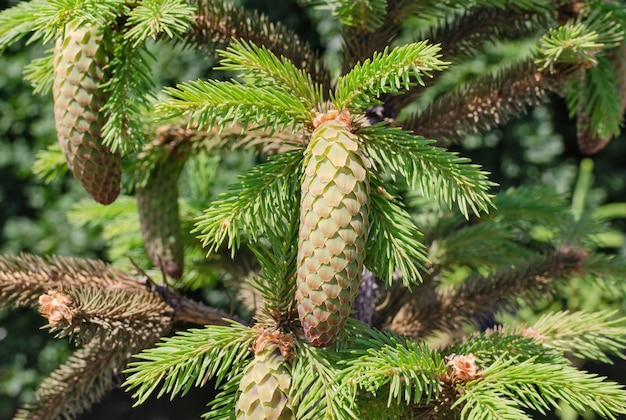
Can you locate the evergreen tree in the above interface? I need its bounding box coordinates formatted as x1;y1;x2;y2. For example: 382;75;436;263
2;1;626;419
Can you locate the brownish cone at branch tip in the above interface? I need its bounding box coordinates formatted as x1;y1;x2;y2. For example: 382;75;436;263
52;21;121;204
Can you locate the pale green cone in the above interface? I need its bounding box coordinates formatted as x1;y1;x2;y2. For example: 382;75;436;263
136;158;185;279
296;119;370;347
236;344;294;420
53;22;121;204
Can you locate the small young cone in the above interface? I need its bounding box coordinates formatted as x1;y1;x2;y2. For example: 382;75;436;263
52;22;121;204
136;159;185;279
236;344;294;420
296;118;370;347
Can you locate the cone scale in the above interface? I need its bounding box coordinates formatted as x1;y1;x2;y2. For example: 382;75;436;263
296;114;370;347
236;344;294;420
52;22;121;204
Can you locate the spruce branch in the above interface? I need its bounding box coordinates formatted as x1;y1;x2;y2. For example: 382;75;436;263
32;143;69;184
339;1;405;74
186;0;330;89
100;41;155;154
0;253;142;309
0;253;238;326
426;6;550;62
390;246;588;337
123;0;195;47
419;0;550;13
449;331;564;367
194;150;302;256
360;125;494;217
334;41;449;112
516;310;626;364
402;60;575;143
311;0;389;31
31;0;127;44
581;253;626;292
44;286;174;347
124;322;256;405
0;0;43;51
246;215;299;322
366;179;428;286
573;56;623;154
291;344;360;419
14;341;138;420
23;52;55;94
157;79;312;134
0;0;124;49
340;331;445;409
487;186;568;227
456;357;626;419
218;38;325;110
534;18;621;72
433;222;535;269
202;369;243;419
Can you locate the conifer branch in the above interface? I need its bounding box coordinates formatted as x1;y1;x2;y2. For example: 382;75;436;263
0;0;43;51
456;357;626;419
434;223;534;269
360;125;494;217
157;79;312;134
573;56;623;154
44;286;174;346
32;0;126;44
202;369;243;419
340;332;445;409
0;254;143;309
535;18;622;72
292;344;360;419
124;322;256;405
14;341;135;420
186;0;330;88
247;217;299;322
449;330;563;367
315;0;388;31
23;53;55;95
194;150;302;256
123;0;195;47
0;253;239;327
159;285;241;326
507;310;626;364
339;1;404;74
367;179;428;286
334;42;448;112
100;41;155;154
402;61;576;143
426;6;550;62
390;246;588;337
218;39;325;111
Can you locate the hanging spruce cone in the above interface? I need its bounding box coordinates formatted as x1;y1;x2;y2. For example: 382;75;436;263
136;157;185;279
296;111;370;347
236;343;294;420
52;21;121;204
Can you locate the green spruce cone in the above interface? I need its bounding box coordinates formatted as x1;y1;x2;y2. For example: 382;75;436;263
296;118;370;347
236;344;294;420
136;158;185;279
53;21;121;204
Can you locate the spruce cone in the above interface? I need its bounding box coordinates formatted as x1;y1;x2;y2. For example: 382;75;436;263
236;344;293;420
296;117;370;347
136;158;185;279
52;21;121;204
